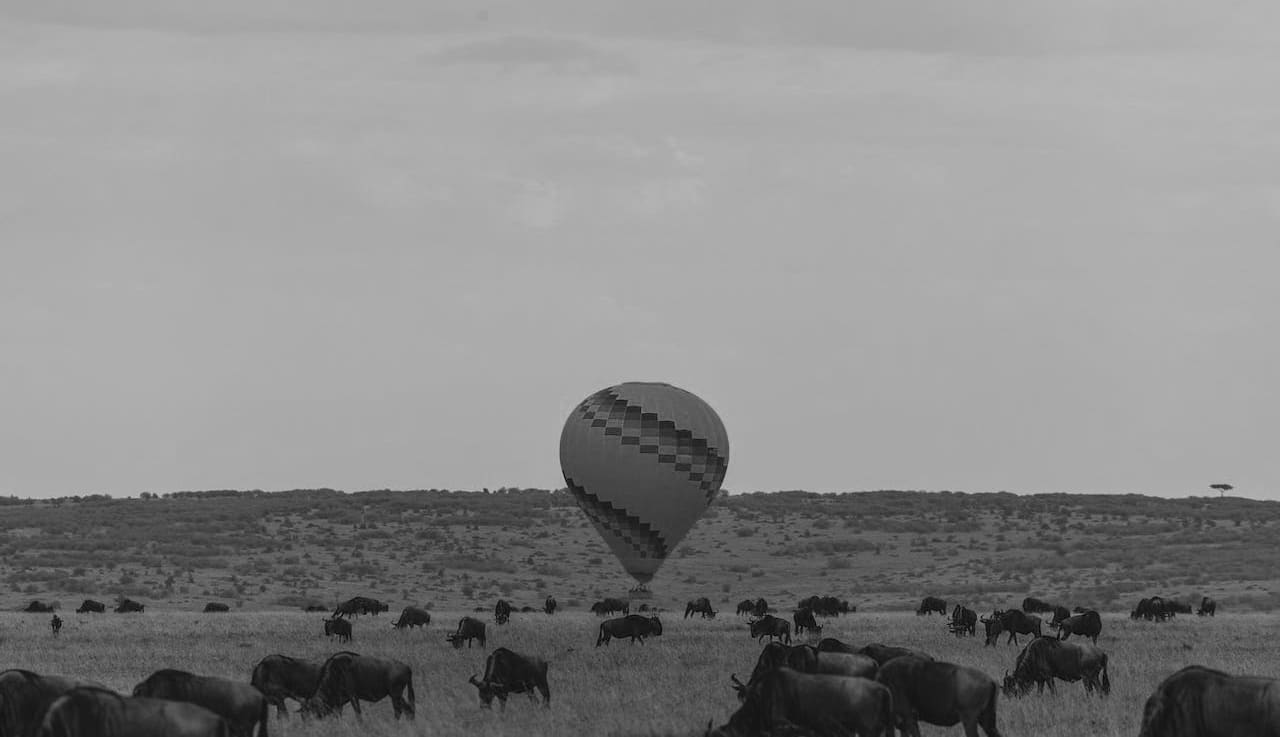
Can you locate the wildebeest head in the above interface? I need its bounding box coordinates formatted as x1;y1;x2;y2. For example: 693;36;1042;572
469;674;505;708
298;694;338;719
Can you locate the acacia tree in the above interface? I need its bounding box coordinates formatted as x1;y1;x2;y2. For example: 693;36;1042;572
1209;483;1234;499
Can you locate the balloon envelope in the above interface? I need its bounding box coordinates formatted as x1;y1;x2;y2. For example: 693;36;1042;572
559;382;729;584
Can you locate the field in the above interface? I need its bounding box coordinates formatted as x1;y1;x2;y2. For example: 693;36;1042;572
8;608;1277;736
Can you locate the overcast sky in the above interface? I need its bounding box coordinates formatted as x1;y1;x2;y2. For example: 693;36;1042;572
3;1;1278;500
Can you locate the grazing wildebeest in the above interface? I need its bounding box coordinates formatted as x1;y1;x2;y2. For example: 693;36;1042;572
949;605;978;638
732;642;879;702
447;617;487;649
203;603;230;613
589;598;630;616
685;597;716;619
323;618;352;643
797;595;849;617
468;648;551;709
986;610;1042;646
1021;597;1055;614
303;604;328;612
596;615;663;646
1056;610;1102;644
980;616;1004;647
1137;665;1280;737
858;643;934;667
917;596;947;616
391;606;431;630
1049;605;1072;626
299;652;414;720
519;606;537;613
1197;596;1217;617
1132;596;1172;622
332;596;387;619
24;601;56;613
50;615;62;635
1002;636;1110;697
250;655;323;719
735;599;756;617
494;599;512;625
793;608;821;636
709;666;893;737
132;669;268;737
75;600;105;614
37;687;229;737
0;670;104;737
876;655;1002;737
748;615;792;645
115;598;144;613
544;596;557;615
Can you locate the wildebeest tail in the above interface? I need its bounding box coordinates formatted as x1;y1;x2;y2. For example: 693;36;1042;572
878;686;894;737
596;622;606;647
406;672;416;706
1100;654;1111;695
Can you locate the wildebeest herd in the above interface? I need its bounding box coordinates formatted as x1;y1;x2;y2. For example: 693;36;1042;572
9;590;1254;736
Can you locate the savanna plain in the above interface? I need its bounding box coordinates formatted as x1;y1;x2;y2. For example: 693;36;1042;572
5;608;1274;737
3;488;1280;735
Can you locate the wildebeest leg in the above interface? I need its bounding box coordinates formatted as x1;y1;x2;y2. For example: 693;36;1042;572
1006;631;1017;646
901;711;923;737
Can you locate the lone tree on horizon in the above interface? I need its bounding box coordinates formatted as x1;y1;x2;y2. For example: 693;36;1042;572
1209;483;1234;499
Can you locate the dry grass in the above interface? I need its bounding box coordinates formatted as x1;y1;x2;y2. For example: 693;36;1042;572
7;608;1273;736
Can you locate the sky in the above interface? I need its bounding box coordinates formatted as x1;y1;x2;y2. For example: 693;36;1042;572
2;1;1278;500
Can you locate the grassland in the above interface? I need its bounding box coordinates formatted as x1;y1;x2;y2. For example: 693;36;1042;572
7;608;1276;737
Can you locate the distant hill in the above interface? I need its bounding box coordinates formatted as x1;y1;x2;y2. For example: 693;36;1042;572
2;488;1277;614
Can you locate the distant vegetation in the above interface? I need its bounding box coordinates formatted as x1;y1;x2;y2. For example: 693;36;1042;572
2;488;1278;613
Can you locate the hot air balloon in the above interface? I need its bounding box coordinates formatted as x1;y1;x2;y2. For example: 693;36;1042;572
559;382;729;586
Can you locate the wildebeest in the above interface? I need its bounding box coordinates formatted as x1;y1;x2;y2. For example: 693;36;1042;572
1168;600;1193;615
1137;665;1280;737
323;618;352;643
1197;596;1217;617
917;596;947;616
132;669;268;737
303;604;328;613
732;642;879;701
949;605;977;638
1056;610;1102;644
816;637;858;654
857;643;934;667
876;655;1003;737
332;596;388;619
0;669;104;737
50;615;62;635
494;599;512;625
1021;597;1056;614
797;595;853;617
1002;636;1110;697
544;596;557;615
75;600;105;614
710;666;893;737
1132;596;1172;622
447;617;487;649
685;597;717;619
250;655;323;719
792;608;820;636
203;603;230;613
468;648;551;709
299;652;415;720
115;598;145;613
735;599;756;617
391;606;431;629
1049;605;1072;626
596;615;663;646
983;610;1042;646
37;687;230;737
748;615;792;645
23;600;55;613
589;598;629;616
